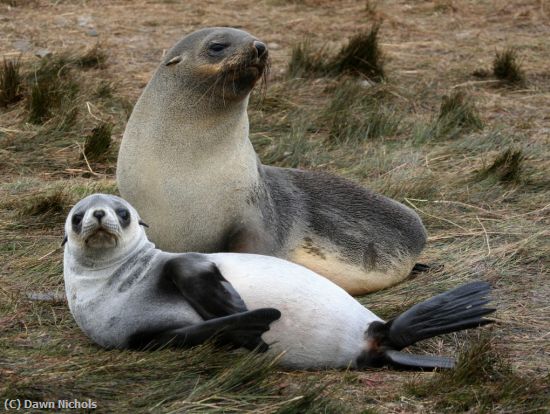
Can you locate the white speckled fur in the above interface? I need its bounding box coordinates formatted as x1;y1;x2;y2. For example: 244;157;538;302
209;253;382;369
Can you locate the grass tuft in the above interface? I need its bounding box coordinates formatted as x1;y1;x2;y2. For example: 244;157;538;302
405;334;550;412
258;119;321;168
24;54;81;129
330;24;385;80
477;148;524;183
287;40;329;79
14;186;72;218
83;123;112;161
323;80;400;144
27;81;52;124
275;383;346;414
0;58;22;107
493;48;525;84
95;80;114;99
287;25;385;81
438;90;483;133
75;45;108;69
416;90;483;141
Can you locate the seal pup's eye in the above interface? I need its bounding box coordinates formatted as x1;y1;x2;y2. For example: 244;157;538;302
72;213;84;226
116;209;130;221
208;43;228;55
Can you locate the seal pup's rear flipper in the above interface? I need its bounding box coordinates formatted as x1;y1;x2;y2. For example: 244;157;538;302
358;281;495;370
384;351;455;370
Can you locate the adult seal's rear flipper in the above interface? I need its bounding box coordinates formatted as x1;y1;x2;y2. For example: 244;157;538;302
358;281;495;371
162;253;247;320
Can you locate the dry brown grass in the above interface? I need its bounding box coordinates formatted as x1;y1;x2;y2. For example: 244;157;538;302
1;0;549;412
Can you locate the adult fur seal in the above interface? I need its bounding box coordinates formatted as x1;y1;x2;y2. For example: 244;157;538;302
63;194;495;370
117;27;428;295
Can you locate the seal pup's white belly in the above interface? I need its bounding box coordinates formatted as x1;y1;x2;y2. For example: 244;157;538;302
209;253;382;369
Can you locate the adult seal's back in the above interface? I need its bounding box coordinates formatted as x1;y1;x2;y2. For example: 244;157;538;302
117;27;428;295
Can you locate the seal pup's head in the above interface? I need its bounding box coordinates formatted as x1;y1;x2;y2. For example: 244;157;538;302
157;27;270;106
63;194;149;265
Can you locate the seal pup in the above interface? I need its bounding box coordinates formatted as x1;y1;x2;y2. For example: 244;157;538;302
117;27;428;296
63;194;495;370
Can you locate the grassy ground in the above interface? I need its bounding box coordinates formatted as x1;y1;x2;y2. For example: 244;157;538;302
1;0;549;412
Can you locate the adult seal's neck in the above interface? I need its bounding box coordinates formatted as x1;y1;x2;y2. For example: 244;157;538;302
129;72;252;152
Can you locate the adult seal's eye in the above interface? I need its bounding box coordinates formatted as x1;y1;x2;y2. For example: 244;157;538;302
208;43;227;55
72;213;84;226
116;209;130;221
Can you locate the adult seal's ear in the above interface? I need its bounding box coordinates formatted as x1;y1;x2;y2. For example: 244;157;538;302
165;55;182;66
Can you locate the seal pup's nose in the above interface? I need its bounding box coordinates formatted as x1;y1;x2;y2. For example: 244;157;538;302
93;209;106;222
253;41;267;58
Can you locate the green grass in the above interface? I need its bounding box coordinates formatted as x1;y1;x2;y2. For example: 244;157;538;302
493;48;525;85
83;122;113;161
405;334;550;412
287;39;329;79
476;147;524;184
415;90;483;141
330;25;385;80
322;80;400;145
0;57;22;107
287;25;385;81
74;44;108;69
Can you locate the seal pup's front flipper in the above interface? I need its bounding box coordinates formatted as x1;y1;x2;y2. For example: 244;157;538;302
162;253;247;320
358;281;495;370
128;308;281;351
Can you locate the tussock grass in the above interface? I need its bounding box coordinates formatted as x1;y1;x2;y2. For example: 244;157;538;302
258;119;322;168
287;40;329;79
493;48;525;85
436;90;483;136
416;90;483;141
7;185;72;219
323;80;399;145
330;25;384;80
83;122;112;161
406;334;550;412
75;45;108;69
26;55;80;125
0;58;22;107
2;180;117;223
287;25;385;81
476;148;524;184
94;80;114;99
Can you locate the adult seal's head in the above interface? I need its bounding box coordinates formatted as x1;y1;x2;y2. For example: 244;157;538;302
156;27;269;108
63;194;149;267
